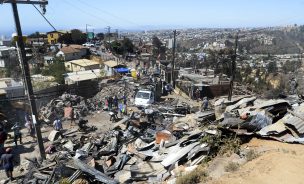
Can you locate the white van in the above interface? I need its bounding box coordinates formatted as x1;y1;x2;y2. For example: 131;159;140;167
134;90;155;107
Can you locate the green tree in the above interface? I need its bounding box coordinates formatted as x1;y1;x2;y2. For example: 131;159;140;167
152;36;162;49
152;36;164;58
42;59;66;84
58;33;73;44
71;29;87;44
110;38;135;56
121;37;135;53
28;31;46;38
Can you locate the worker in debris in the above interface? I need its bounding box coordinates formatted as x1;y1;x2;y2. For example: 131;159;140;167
24;113;31;134
195;89;200;101
108;96;113;111
163;82;168;96
113;95;119;109
64;104;75;127
201;97;209;111
109;110;118;122
11;123;22;146
166;84;173;94
123;94;127;105
0;147;14;181
78;118;89;131
25;115;35;140
53;117;62;131
0;127;8;153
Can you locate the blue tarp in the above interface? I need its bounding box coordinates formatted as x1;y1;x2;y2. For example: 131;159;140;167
115;68;130;73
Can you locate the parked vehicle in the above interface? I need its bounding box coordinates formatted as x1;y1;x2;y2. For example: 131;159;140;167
134;90;155;107
82;42;94;47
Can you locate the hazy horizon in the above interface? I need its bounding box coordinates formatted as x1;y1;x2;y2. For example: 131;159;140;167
1;0;304;36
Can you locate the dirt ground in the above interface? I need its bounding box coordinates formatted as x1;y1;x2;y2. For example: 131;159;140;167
207;138;304;184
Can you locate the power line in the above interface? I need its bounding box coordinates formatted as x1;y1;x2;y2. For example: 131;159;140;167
76;0;148;31
32;4;56;31
61;0;116;29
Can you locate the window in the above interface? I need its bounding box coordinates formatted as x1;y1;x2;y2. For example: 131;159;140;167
136;92;150;99
50;33;53;38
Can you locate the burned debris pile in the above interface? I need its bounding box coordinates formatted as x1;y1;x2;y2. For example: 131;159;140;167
27;88;304;183
39;83;134;123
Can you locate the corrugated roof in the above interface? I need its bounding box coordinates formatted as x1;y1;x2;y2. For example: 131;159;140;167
65;69;101;82
104;60;119;68
68;59;100;67
67;73;100;82
60;44;87;54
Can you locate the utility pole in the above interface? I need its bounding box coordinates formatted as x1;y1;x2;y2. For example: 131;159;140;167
115;29;118;41
86;24;88;42
106;26;111;44
171;30;177;88
5;0;47;160
228;33;239;101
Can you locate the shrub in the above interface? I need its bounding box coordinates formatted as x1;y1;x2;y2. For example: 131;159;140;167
224;162;239;172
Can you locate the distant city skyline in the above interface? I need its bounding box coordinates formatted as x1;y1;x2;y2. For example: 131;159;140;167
1;0;304;36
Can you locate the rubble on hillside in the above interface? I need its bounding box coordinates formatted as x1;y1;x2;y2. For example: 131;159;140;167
30;86;304;183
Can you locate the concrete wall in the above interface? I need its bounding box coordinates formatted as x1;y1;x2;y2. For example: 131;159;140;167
104;65;115;76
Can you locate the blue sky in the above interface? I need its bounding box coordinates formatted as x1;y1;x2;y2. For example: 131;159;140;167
1;0;304;35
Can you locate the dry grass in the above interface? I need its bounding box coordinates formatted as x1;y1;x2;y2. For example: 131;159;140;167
218;137;241;156
246;149;260;161
225;162;240;172
176;167;208;184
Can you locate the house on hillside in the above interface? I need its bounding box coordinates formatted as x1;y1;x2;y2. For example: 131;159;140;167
104;60;127;76
26;37;48;46
56;44;88;61
0;78;24;98
47;30;69;44
64;69;102;84
0;46;17;68
64;59;101;72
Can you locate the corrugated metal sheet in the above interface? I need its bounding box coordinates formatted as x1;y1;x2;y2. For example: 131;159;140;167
258;120;287;136
283;115;304;133
225;97;256;112
283;105;304;134
254;99;290;109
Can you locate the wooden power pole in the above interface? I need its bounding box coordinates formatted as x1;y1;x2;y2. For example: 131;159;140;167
228;33;239;101
3;0;48;160
171;30;177;88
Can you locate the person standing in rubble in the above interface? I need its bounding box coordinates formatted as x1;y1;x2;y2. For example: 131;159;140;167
108;96;113;111
113;95;119;109
11;123;22;146
53;117;62;131
0;147;14;181
195;89;200;101
201;97;209;111
25;115;36;140
64;104;75;127
122;94;128;115
0;127;8;154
